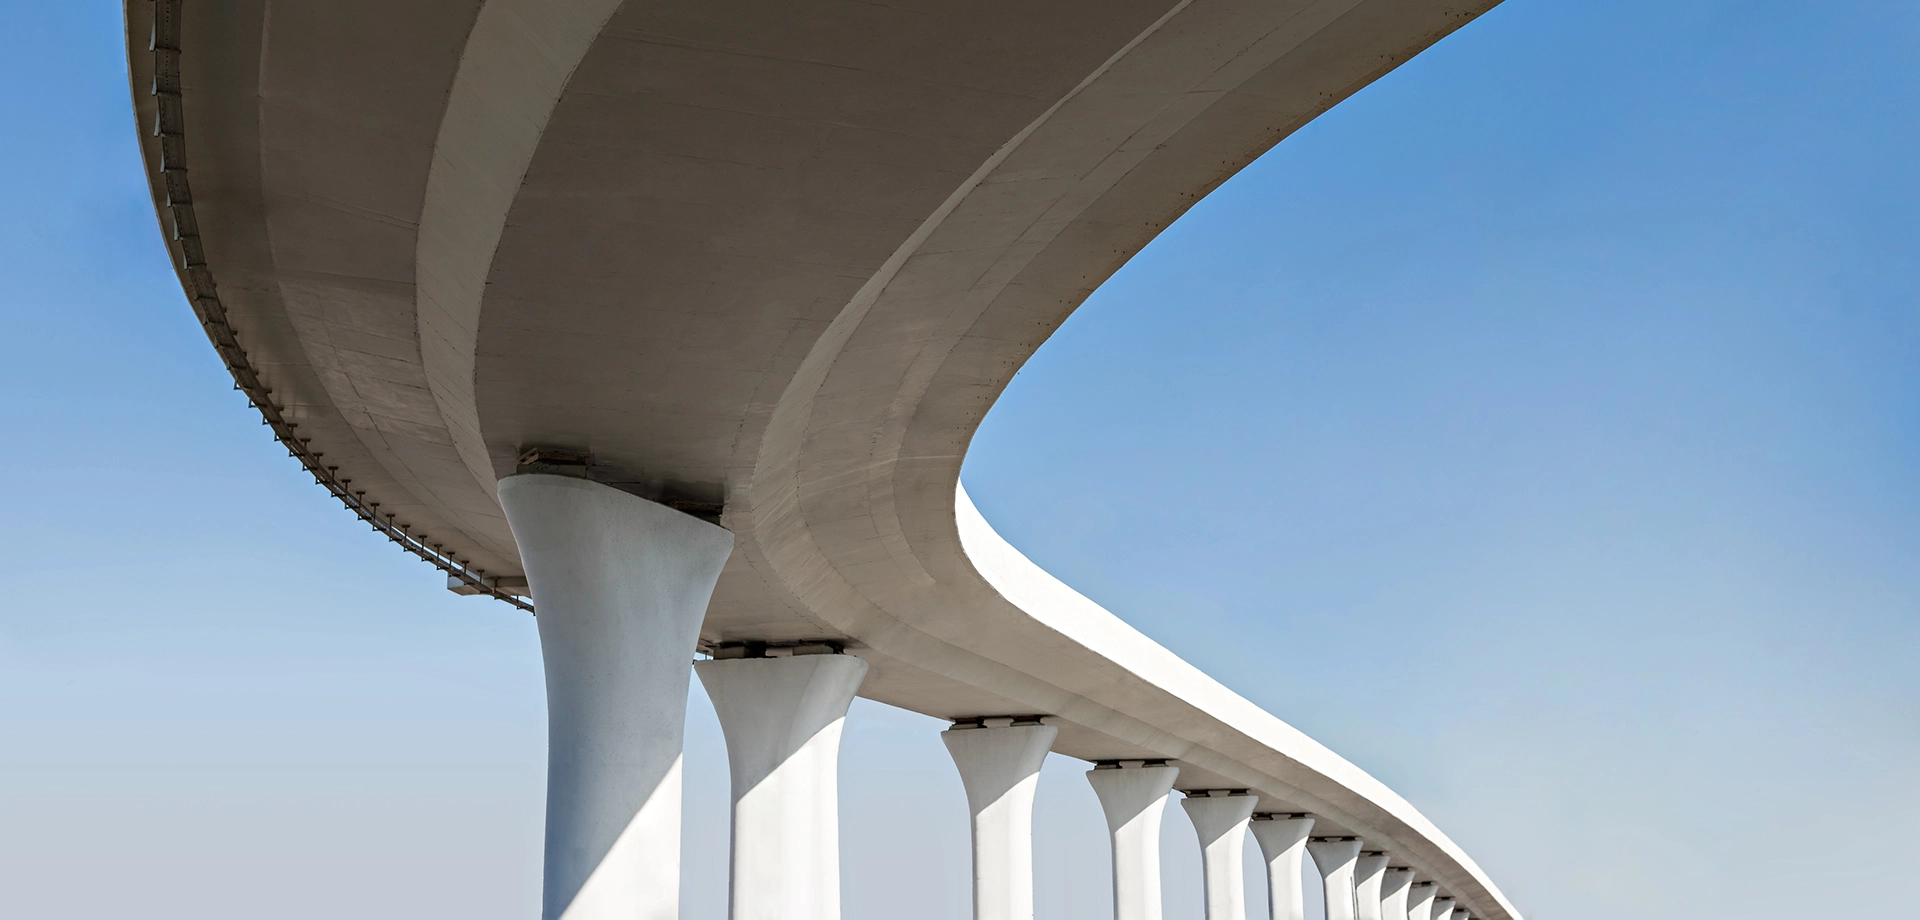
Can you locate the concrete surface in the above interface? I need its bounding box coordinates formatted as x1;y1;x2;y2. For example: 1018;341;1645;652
126;0;1519;916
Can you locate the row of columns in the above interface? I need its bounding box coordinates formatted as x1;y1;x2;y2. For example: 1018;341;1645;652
500;474;1472;920
1071;761;1469;920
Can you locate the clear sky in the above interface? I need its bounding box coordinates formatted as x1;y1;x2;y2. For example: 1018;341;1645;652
2;1;1916;919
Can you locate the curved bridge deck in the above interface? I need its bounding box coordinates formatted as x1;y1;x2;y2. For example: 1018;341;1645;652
127;1;1516;918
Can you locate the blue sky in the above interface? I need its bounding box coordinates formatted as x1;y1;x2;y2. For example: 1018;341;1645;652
3;1;1916;918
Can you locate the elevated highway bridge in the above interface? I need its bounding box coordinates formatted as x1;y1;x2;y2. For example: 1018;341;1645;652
127;1;1518;919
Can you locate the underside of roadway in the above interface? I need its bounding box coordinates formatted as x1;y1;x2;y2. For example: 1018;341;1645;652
127;0;1517;916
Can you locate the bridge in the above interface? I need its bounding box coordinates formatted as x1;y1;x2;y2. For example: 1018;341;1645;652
126;1;1518;919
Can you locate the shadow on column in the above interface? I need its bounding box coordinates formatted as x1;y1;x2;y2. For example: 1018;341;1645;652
697;650;868;920
944;718;1058;920
1086;761;1179;920
500;473;735;920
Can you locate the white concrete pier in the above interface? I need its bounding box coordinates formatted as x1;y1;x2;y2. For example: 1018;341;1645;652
1382;867;1417;920
1307;837;1365;920
696;651;869;920
1087;763;1180;920
1252;814;1316;920
943;719;1058;920
1355;852;1391;920
1181;792;1259;920
1408;883;1440;920
134;5;1531;920
498;474;735;920
1432;897;1458;920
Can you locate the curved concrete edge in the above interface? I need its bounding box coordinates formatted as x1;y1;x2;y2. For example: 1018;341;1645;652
127;0;1525;914
956;485;1522;920
415;0;625;503
123;0;530;586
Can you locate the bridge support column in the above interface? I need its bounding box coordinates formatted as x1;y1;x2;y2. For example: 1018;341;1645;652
696;650;869;920
1181;791;1259;920
1087;761;1180;920
1251;814;1315;920
1306;837;1364;920
1407;882;1440;920
1431;896;1458;920
1355;851;1391;920
943;718;1058;920
1381;867;1416;920
498;473;735;920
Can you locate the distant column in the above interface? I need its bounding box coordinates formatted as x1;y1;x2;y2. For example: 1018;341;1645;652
943;718;1059;920
1407;882;1440;920
1250;814;1315;920
697;650;869;920
1087;761;1181;920
1306;837;1365;920
1181;792;1259;920
1354;852;1391;920
498;473;735;920
1380;867;1416;920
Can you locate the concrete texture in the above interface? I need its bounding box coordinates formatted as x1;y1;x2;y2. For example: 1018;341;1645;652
1408;884;1441;920
1355;853;1392;920
1308;838;1365;920
1382;867;1417;920
1180;793;1259;920
697;654;869;920
1087;764;1180;920
1252;815;1316;920
126;1;1521;917
497;474;734;920
943;723;1059;920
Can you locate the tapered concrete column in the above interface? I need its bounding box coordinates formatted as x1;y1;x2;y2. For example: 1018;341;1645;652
1305;837;1364;920
1451;910;1470;920
498;473;735;920
1250;814;1314;920
1354;852;1390;920
943;719;1059;920
696;652;869;920
1086;762;1180;920
1431;897;1457;920
1407;883;1439;920
1380;867;1416;920
1181;792;1259;920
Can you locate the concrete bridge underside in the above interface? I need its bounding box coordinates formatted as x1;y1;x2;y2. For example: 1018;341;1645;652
128;1;1517;918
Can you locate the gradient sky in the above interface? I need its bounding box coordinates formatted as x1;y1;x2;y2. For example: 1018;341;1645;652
3;1;1916;919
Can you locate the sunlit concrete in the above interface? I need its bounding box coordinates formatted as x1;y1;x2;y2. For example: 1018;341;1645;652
1409;884;1441;920
1088;764;1180;920
697;653;868;920
1308;838;1365;920
944;720;1059;920
127;1;1523;917
1355;852;1391;920
497;474;733;920
1252;815;1316;920
1382;867;1417;920
1181;792;1259;920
